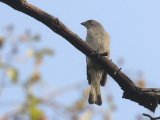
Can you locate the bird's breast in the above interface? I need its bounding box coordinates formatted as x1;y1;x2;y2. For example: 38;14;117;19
86;29;109;52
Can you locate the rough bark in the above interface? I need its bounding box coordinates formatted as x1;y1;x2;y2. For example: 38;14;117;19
0;0;160;112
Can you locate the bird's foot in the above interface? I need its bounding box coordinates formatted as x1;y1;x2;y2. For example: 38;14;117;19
99;52;108;56
91;50;100;58
91;50;108;58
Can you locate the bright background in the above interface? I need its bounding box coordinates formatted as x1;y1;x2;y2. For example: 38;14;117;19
0;0;160;120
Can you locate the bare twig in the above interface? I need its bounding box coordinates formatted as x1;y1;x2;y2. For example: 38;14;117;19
0;0;160;112
143;113;160;120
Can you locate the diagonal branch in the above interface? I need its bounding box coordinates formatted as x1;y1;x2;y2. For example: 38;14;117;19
1;0;160;112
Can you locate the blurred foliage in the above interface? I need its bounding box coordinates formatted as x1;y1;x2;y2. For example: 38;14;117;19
0;36;4;48
0;25;53;120
27;95;45;120
6;67;19;83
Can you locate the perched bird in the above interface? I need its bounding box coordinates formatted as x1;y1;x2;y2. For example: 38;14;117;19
81;20;110;105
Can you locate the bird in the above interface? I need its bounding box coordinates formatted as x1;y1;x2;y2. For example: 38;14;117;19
81;20;110;105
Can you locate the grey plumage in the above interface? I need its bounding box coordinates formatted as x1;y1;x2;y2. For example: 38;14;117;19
81;20;110;105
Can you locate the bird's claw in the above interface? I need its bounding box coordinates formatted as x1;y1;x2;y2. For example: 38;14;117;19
100;52;108;56
91;50;108;58
91;50;100;57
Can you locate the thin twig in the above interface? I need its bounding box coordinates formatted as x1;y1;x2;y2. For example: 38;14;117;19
143;113;160;120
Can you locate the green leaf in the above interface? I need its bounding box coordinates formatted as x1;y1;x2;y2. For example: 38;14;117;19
41;48;54;56
28;95;42;107
32;34;41;42
27;95;44;120
34;48;54;62
7;68;19;83
0;37;4;48
30;107;44;120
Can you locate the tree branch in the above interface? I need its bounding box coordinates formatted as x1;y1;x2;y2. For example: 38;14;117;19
1;0;160;112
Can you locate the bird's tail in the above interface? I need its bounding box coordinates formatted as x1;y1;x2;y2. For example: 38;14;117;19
88;72;102;105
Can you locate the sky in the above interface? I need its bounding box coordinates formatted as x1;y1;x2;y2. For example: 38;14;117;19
0;0;160;120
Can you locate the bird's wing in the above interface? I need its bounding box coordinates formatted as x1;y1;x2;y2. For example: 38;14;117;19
100;56;108;86
87;59;91;85
100;71;107;86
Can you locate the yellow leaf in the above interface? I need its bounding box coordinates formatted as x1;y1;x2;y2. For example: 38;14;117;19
30;107;44;120
79;110;93;120
7;68;18;83
27;49;34;58
0;37;4;48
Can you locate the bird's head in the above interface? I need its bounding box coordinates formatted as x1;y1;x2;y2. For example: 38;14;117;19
81;20;102;29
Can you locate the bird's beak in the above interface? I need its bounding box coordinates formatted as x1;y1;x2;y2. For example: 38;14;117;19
81;22;86;26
